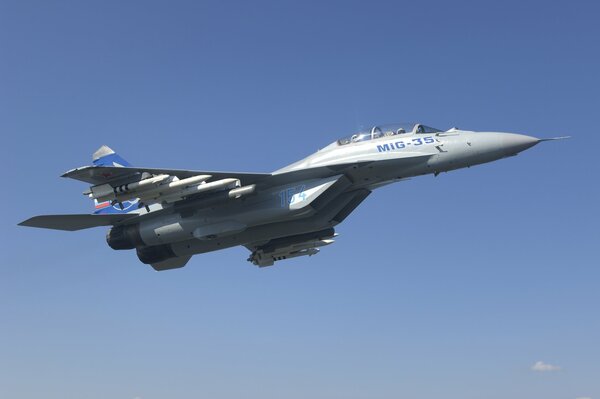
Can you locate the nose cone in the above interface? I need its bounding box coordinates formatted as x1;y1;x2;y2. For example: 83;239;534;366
501;133;540;155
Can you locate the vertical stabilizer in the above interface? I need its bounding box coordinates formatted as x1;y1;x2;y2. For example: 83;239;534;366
91;145;139;214
92;145;132;167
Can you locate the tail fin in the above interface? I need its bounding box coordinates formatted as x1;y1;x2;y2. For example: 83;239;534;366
92;145;132;167
91;145;140;215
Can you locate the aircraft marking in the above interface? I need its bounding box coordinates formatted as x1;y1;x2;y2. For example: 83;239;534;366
278;185;307;207
376;136;435;153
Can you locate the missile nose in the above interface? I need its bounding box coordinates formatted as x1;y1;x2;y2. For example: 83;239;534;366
502;133;540;155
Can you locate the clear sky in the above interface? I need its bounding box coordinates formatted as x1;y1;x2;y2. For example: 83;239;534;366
1;1;599;398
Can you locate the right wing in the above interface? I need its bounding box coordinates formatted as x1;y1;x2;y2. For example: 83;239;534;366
62;165;271;186
19;214;137;231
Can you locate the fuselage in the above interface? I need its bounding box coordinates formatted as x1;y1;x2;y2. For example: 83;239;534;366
276;125;540;186
128;123;541;266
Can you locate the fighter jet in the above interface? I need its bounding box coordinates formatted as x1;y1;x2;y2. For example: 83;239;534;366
19;123;567;270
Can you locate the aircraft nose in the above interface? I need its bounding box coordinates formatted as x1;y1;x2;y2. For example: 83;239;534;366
501;133;540;155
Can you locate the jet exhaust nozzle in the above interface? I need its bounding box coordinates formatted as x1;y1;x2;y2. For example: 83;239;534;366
136;244;176;264
106;224;143;250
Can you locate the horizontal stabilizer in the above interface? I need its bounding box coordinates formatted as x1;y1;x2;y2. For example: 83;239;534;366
19;214;137;231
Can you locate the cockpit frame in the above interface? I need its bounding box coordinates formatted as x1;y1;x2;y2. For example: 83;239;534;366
337;123;442;146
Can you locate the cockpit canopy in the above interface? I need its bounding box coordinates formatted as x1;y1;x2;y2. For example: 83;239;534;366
337;123;442;146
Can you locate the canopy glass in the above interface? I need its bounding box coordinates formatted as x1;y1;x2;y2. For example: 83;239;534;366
337;123;442;145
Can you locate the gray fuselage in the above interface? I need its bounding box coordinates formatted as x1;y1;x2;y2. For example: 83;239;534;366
131;127;540;265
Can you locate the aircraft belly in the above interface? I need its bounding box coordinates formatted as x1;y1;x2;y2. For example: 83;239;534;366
137;175;346;247
169;220;330;257
168;188;367;258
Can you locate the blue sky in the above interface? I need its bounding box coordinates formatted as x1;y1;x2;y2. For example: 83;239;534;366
1;1;599;398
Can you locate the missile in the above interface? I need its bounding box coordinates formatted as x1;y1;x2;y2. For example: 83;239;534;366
258;228;335;253
90;174;172;202
89;184;115;201
280;247;320;259
115;174;171;194
137;174;213;199
228;184;255;199
149;177;241;203
271;239;334;254
249;238;335;267
251;247;321;267
90;174;214;203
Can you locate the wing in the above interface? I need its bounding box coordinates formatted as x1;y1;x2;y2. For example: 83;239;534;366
19;214;136;231
62;165;271;186
63;154;430;193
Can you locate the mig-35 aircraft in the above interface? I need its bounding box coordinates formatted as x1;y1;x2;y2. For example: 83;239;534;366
19;123;567;270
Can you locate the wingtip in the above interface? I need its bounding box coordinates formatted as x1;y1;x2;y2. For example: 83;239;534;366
18;217;38;228
60;166;86;179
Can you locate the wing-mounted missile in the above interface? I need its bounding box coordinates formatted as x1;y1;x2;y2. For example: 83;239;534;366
247;228;337;267
152;177;240;204
89;173;174;202
88;173;256;207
